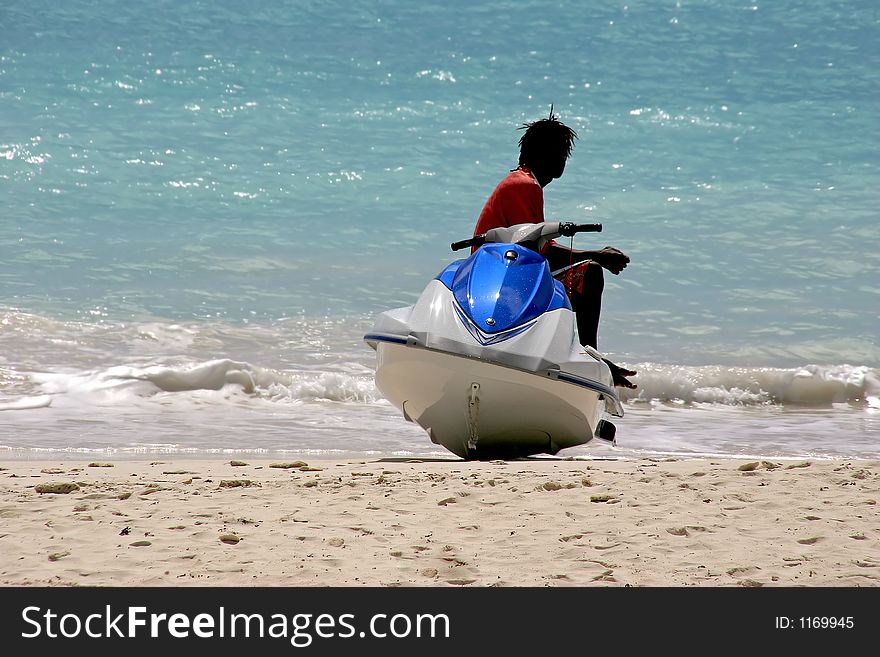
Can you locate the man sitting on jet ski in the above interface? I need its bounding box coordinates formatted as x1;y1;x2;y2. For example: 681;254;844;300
473;110;637;389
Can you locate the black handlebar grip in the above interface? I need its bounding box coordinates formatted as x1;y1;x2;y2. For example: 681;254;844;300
559;222;602;236
451;234;486;251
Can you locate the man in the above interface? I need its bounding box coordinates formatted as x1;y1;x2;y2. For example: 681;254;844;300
474;111;637;389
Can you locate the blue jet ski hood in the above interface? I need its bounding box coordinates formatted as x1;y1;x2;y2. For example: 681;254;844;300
436;243;570;334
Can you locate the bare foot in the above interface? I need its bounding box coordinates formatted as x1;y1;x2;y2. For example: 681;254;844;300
603;359;637;389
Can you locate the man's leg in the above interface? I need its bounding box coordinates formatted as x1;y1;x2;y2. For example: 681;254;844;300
568;261;637;389
570;260;603;350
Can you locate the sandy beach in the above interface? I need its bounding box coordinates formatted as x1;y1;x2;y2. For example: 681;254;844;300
0;456;877;587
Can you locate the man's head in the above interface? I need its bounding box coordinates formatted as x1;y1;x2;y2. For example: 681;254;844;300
517;109;578;186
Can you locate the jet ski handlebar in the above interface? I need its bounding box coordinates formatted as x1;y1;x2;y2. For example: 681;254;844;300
558;222;602;236
451;235;487;251
451;221;602;252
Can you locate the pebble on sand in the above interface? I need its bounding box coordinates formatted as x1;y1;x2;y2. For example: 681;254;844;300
219;480;259;488
35;482;80;494
270;461;308;469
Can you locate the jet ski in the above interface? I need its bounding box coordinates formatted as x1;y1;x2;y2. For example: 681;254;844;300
364;221;624;460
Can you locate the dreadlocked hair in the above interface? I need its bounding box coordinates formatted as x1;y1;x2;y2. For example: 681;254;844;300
517;109;578;166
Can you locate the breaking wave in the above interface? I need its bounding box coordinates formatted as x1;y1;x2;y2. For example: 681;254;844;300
618;363;879;407
23;359;382;406
2;359;877;412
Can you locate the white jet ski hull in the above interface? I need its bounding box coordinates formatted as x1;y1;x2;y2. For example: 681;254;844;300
373;340;611;459
366;280;622;460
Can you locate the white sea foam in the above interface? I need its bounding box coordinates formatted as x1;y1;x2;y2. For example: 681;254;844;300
28;358;383;406
0;395;52;411
619;363;879;406
5;358;874;413
1;356;877;459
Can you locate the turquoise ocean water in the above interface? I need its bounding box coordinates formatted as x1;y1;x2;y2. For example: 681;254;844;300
2;0;878;459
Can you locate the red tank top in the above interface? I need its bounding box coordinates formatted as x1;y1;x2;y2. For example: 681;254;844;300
474;166;544;238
